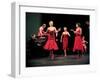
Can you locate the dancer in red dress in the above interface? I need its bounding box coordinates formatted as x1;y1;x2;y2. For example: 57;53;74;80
38;24;46;37
44;21;58;60
61;27;70;57
71;23;83;57
82;36;88;54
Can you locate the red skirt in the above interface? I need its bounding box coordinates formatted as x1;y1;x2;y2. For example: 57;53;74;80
62;37;68;50
44;39;58;51
73;36;83;52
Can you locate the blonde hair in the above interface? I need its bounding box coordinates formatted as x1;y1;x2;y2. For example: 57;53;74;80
64;27;67;30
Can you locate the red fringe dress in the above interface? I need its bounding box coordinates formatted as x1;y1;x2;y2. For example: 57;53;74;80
73;29;83;52
44;30;58;51
62;34;69;50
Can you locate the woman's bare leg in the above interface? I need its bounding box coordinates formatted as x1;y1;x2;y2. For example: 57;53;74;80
77;50;80;58
51;50;54;60
64;49;67;57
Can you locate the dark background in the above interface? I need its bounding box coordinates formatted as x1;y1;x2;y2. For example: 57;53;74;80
26;12;89;67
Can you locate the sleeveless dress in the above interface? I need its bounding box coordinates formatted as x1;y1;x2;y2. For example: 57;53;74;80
82;40;87;52
44;30;58;51
38;26;44;36
73;28;83;52
62;34;68;50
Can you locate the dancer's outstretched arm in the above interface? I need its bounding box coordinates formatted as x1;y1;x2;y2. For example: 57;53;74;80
60;33;63;42
68;32;71;37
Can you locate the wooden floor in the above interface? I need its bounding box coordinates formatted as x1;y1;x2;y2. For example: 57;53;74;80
26;54;89;67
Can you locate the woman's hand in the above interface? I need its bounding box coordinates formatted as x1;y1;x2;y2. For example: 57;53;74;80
56;39;58;41
60;39;62;43
70;29;74;32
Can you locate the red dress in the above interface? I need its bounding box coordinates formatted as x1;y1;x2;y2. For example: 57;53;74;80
73;28;83;52
44;30;58;51
38;26;44;36
62;34;68;50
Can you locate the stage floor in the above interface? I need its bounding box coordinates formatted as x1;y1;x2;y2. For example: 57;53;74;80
26;54;89;67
